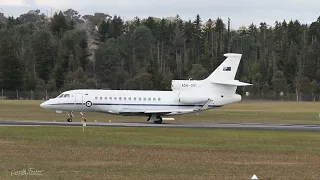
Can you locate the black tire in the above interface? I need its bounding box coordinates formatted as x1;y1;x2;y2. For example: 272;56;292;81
154;118;163;124
67;118;72;122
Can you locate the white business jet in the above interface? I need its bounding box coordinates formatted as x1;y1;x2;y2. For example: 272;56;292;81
40;53;251;124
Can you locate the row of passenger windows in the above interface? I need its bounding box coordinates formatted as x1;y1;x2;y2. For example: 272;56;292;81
56;94;162;102
95;96;161;101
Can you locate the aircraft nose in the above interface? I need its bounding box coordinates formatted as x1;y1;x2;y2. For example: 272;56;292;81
40;101;48;108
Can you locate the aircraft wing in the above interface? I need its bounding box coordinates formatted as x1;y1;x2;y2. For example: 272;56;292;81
119;108;196;115
119;99;213;115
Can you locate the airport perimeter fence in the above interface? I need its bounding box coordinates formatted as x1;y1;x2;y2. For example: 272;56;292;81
0;90;61;100
0;89;320;102
241;91;320;102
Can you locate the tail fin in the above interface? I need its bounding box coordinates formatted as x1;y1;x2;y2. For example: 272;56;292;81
205;53;242;82
205;53;251;87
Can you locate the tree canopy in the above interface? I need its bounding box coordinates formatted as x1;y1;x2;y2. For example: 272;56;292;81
0;9;319;100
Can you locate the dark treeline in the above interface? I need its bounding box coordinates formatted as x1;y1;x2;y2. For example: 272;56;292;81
0;9;320;100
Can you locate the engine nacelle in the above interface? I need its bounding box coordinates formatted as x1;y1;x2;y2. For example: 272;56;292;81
178;92;209;104
171;80;202;91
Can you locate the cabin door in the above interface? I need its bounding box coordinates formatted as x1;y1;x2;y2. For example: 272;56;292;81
75;93;83;111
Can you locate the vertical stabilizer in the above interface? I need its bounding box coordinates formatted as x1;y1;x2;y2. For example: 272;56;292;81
204;53;242;82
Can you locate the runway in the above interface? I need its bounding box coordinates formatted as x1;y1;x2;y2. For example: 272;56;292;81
1;121;320;132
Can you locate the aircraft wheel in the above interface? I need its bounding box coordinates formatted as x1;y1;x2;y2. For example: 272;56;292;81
154;118;163;124
67;118;72;122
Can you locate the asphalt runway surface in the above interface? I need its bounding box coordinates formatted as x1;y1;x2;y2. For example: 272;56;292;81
1;121;320;132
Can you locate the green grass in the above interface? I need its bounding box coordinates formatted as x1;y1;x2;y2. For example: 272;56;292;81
1;100;320;124
1;126;320;179
1;100;320;179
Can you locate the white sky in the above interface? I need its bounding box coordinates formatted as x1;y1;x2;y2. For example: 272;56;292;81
0;0;319;29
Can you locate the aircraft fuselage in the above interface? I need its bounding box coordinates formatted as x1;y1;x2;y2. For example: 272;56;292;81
41;89;241;116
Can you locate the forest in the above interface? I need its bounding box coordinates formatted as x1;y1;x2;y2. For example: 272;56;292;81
0;9;319;100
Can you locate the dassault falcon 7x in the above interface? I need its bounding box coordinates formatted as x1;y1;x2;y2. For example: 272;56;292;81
40;53;251;124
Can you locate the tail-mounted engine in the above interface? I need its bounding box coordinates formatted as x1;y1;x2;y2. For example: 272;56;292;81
178;92;209;104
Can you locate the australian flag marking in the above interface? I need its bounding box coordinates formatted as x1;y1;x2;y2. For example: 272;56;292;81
223;67;231;71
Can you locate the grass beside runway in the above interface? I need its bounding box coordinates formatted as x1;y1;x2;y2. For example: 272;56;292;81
1;100;320;124
1;126;320;179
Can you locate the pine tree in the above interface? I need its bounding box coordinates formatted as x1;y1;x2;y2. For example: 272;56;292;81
0;34;24;90
50;11;68;38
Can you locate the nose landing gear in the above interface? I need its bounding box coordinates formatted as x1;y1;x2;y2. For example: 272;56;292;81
66;111;87;122
67;111;73;122
80;112;87;122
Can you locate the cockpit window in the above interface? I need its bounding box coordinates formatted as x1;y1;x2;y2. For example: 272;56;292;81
57;93;71;98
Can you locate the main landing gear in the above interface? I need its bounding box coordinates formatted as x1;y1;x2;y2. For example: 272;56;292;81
147;114;163;124
66;111;87;122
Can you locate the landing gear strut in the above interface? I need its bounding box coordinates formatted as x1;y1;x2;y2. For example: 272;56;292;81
80;112;87;122
147;114;163;124
67;111;73;122
66;111;87;122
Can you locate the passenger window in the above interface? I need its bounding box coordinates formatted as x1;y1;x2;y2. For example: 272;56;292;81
148;97;151;101
109;97;112;100
128;97;131;101
105;97;107;100
139;97;141;101
143;97;146;101
153;97;156;101
100;97;102;100
95;97;98;100
158;98;161;101
119;97;122;100
114;97;117;100
124;97;126;101
133;97;136;101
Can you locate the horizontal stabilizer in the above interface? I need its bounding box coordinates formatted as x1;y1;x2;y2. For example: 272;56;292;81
211;80;252;86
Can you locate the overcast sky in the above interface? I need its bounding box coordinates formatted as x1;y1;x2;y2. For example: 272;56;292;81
0;0;319;29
